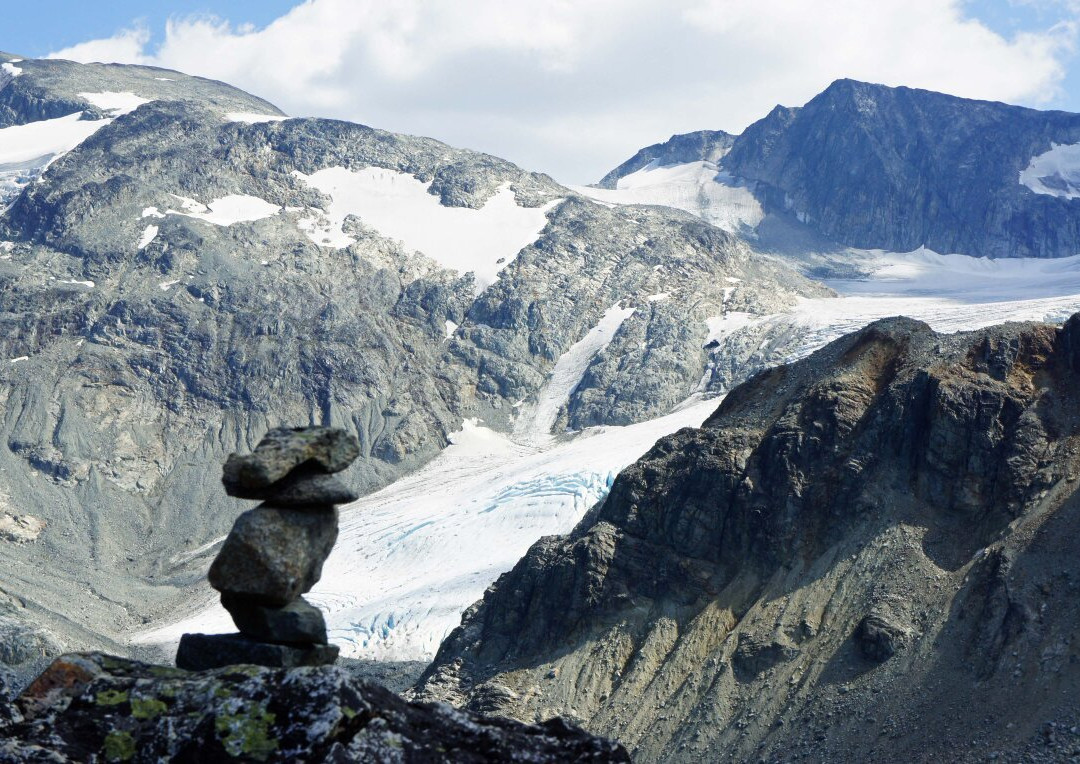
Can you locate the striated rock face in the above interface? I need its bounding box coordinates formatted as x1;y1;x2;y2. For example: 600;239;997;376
0;652;631;762
418;314;1080;762
722;78;1080;258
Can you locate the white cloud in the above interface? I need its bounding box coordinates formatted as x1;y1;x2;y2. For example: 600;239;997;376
48;25;151;66
46;0;1079;184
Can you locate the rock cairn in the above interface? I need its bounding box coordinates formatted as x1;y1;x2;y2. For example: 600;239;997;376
176;427;360;671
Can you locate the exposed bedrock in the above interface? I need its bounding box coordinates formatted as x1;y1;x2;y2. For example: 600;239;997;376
0;652;631;762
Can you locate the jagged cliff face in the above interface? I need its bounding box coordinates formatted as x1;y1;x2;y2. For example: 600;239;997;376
0;57;824;652
722;79;1080;258
417;315;1080;762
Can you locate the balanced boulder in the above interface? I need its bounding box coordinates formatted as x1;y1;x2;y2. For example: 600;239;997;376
176;426;360;672
207;505;338;607
222;427;361;493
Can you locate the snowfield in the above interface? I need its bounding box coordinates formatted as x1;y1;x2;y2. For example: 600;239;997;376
0;113;113;208
573;160;764;232
295;167;561;289
166;194;282;226
1020;142;1080;199
226;112;288;124
77;91;151;116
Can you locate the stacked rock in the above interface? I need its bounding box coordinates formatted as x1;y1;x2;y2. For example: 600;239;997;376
175;427;360;671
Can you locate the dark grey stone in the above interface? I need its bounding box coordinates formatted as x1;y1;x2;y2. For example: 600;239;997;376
222;594;328;645
855;612;910;662
224;467;358;507
175;633;338;670
208;505;338;606
222;427;361;493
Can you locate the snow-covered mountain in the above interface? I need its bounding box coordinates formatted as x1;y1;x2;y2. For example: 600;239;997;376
588;79;1080;259
0;52;823;670
3;53;1080;679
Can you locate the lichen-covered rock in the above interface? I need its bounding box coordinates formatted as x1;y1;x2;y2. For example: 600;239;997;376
208;506;338;606
222;428;361;494
0;652;631;763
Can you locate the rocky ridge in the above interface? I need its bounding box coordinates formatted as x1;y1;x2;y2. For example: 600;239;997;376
0;652;630;762
417;313;1080;762
595;130;736;190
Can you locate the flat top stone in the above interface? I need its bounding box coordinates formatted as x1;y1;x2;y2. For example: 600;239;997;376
223;468;358;506
223;427;360;491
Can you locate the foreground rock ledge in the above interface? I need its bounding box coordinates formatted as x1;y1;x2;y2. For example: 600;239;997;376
0;653;630;763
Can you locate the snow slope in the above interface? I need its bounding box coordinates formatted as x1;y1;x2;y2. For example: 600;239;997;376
573;160;764;232
0;113;113;208
515;303;636;440
295;167;560;289
1020;142;1080;199
78;91;151;116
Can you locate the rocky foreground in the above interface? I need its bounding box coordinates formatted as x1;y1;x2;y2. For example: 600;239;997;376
417;313;1080;762
0;652;629;762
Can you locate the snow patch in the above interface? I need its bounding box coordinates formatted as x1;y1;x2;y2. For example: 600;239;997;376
515;303;636;440
646;292;670;302
0;113;115;207
55;278;94;288
166;194;281;226
158;279;180;291
704;312;757;346
573;161;764;232
294;167;559;289
141;207;165;219
1020;142;1080;199
226;112;287;124
9;357;27;364
77;91;150;116
444;319;458;339
138;225;159;250
0;113;109;166
2;63;22;77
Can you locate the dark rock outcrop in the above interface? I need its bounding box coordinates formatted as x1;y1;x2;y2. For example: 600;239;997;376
722;78;1080;258
418;314;1080;762
0;652;630;762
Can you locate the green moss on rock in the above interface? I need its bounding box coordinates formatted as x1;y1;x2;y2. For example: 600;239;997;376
103;730;136;762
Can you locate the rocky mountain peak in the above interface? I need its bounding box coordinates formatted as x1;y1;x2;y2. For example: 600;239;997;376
417;313;1080;762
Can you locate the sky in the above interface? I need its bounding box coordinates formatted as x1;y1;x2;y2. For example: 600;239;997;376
4;0;1080;184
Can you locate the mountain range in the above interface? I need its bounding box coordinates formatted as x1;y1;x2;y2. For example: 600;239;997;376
1;49;1079;762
